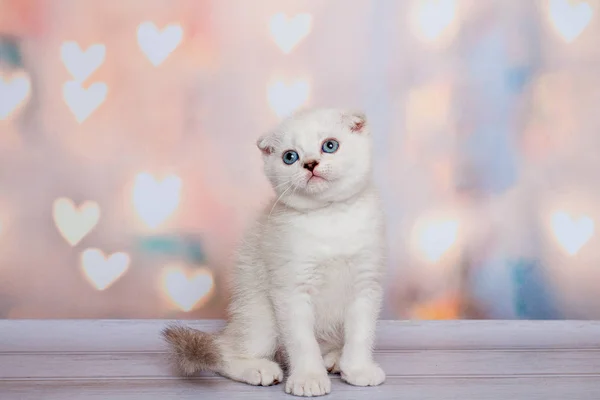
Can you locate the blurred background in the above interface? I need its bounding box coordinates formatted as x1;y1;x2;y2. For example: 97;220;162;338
1;0;599;320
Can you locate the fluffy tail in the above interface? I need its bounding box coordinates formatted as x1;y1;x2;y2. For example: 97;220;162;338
161;324;223;375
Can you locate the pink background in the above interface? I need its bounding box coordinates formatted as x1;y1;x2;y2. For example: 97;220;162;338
1;0;599;320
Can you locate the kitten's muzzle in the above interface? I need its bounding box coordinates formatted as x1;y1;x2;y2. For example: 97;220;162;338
303;160;319;172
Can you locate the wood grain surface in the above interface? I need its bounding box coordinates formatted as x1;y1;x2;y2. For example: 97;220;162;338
2;320;600;399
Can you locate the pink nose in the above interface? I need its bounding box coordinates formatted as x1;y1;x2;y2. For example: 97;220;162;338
303;160;319;172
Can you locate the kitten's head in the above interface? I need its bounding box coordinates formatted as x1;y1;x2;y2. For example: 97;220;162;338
257;108;373;209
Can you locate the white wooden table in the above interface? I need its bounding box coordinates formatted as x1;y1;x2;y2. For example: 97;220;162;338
2;320;600;399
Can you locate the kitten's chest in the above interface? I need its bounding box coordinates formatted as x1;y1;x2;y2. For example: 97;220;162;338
288;205;379;260
312;258;355;324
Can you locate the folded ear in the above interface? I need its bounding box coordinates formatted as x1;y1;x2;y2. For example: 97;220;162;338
256;134;276;156
343;110;367;133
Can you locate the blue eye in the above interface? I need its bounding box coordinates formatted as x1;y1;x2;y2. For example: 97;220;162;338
321;139;339;154
282;150;299;165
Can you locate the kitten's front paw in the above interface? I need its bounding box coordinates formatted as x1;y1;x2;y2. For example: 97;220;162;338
285;370;331;397
341;362;385;387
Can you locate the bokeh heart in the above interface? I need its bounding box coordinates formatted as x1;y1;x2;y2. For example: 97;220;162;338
0;73;31;120
267;79;310;119
53;197;100;246
548;0;592;43
551;211;594;255
413;217;459;263
162;264;214;312
80;248;130;291
62;80;107;123
133;173;182;229
269;12;312;54
60;41;105;82
410;0;457;42
137;21;183;66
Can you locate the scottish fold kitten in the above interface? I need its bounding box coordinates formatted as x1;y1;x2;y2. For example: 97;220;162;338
163;108;386;396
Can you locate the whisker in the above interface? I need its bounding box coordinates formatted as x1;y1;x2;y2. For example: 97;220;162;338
272;180;293;190
268;183;293;220
270;172;306;190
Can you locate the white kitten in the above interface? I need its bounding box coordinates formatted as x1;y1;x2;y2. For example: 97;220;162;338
163;108;386;397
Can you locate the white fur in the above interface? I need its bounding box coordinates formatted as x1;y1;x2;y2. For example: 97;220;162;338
216;108;386;397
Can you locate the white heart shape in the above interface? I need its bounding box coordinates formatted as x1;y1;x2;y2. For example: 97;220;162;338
413;0;457;41
137;21;183;66
163;266;214;312
549;0;592;43
414;218;459;262
60;41;106;82
52;197;100;246
0;74;31;120
269;13;312;54
80;248;130;291
551;211;594;255
267;79;310;118
62;80;107;123
133;173;181;229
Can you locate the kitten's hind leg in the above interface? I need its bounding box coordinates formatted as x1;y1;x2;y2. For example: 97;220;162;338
320;339;343;374
215;292;283;386
323;349;342;374
218;357;283;386
319;335;344;374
